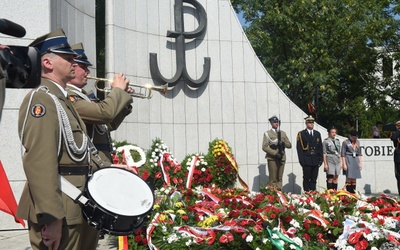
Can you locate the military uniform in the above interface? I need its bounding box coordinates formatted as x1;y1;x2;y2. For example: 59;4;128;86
66;43;132;249
262;116;292;190
17;29;92;250
296;116;323;192
390;122;400;194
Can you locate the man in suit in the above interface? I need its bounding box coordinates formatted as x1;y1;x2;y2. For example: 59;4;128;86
390;120;400;195
296;115;323;192
262;116;292;190
66;43;133;164
17;28;90;250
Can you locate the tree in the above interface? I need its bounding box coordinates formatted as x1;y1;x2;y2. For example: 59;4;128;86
231;0;400;137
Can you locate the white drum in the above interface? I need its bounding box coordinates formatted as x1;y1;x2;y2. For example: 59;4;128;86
82;167;154;235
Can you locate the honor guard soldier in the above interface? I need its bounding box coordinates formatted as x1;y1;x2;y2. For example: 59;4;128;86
17;29;90;250
296;115;323;192
66;43;133;164
66;43;133;249
262;116;292;190
390;120;400;195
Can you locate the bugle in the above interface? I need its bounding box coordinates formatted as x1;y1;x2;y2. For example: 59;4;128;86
87;76;167;99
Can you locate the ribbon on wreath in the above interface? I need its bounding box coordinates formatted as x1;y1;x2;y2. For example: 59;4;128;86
264;220;302;250
186;155;199;189
174;226;217;244
146;212;176;250
118;236;128;250
220;142;249;190
199;189;221;204
159;152;171;186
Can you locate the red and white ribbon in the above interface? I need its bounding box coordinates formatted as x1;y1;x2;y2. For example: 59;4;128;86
186;156;199;189
159;152;171;185
199;189;221;204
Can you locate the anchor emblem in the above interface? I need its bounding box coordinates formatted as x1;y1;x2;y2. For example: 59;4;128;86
150;0;211;88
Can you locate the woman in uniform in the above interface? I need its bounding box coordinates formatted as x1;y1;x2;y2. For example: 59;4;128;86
323;126;341;190
341;130;362;193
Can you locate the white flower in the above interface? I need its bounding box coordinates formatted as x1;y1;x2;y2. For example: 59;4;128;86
371;247;378;250
204;162;208;166
185;240;192;246
323;212;329;218
149;159;154;163
256;248;261;250
195;161;200;166
201;167;206;172
155;148;159;152
262;238;268;244
246;234;253;242
345;246;355;250
271;233;279;239
279;240;285;246
292;237;303;248
290;245;297;249
155;143;159;146
162;226;167;232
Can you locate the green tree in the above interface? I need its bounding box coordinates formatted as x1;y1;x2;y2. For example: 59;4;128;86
232;0;400;137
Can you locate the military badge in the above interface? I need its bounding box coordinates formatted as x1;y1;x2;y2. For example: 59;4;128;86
31;104;46;118
69;95;78;103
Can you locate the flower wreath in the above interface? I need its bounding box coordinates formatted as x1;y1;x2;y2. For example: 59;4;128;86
116;145;146;167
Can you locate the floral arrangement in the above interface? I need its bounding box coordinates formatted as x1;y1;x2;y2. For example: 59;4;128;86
208;139;239;189
181;154;212;188
111;138;400;249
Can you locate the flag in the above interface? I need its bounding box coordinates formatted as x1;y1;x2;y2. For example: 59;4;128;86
0;161;25;227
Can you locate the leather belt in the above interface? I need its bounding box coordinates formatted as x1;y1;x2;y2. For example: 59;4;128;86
59;165;89;175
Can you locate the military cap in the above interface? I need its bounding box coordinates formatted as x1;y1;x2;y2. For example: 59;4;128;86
350;130;359;136
29;28;77;56
71;43;92;66
304;115;315;122
268;115;280;122
395;120;400;125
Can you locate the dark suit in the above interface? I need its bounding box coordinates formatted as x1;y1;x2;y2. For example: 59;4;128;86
296;129;323;191
391;129;400;194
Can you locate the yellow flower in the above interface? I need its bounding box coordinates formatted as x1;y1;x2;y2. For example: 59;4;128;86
197;215;219;228
165;209;175;214
153;204;160;210
175;202;183;208
159;214;168;221
177;209;186;215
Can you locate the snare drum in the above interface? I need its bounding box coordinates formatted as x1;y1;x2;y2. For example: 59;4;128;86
82;167;154;235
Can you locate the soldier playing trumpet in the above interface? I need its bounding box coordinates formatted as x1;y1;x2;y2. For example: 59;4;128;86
262;116;292;190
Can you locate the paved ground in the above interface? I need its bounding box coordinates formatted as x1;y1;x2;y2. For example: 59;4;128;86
0;229;118;250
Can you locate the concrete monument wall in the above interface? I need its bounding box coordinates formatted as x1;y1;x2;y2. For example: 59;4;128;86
0;0;96;230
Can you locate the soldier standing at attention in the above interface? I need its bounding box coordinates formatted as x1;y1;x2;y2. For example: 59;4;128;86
17;29;90;250
262;116;292;190
66;43;133;163
296;115;323;192
323;126;341;190
341;130;362;193
390;120;400;195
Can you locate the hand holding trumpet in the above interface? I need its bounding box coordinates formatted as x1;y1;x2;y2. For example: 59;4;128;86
111;73;130;92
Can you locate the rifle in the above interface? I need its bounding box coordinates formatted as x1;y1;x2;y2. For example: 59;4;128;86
276;116;285;160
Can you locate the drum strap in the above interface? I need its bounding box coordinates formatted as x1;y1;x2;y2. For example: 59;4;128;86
59;175;89;205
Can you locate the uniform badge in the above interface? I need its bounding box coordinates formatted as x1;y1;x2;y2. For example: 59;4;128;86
31;104;46;118
69;95;78;103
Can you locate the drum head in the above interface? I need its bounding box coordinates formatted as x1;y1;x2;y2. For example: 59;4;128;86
87;168;154;216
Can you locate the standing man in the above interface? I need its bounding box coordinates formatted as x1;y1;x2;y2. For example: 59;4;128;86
390;120;400;195
66;43;133;163
66;43;133;250
17;29;89;250
262;116;292;190
296;115;323;192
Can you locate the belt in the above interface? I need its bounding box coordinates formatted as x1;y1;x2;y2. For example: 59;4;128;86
94;143;112;152
59;165;89;175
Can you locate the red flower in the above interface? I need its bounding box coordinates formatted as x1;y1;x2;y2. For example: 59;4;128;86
270;213;276;219
254;224;263;232
182;215;189;221
134;235;142;243
355;239;368;250
348;231;363;245
141;170;149;181
332;220;339;227
285;216;293;223
172;177;178;184
304;233;311;241
155;172;162;179
388;234;400;245
219;233;234;243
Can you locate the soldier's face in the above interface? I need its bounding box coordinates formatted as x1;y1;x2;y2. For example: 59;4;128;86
306;121;314;130
69;63;90;88
270;121;279;129
329;129;337;138
53;53;78;82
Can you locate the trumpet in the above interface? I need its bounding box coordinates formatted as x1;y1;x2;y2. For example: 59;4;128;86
87;76;168;99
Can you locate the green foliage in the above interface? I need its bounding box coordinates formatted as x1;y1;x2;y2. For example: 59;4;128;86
232;0;400;136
